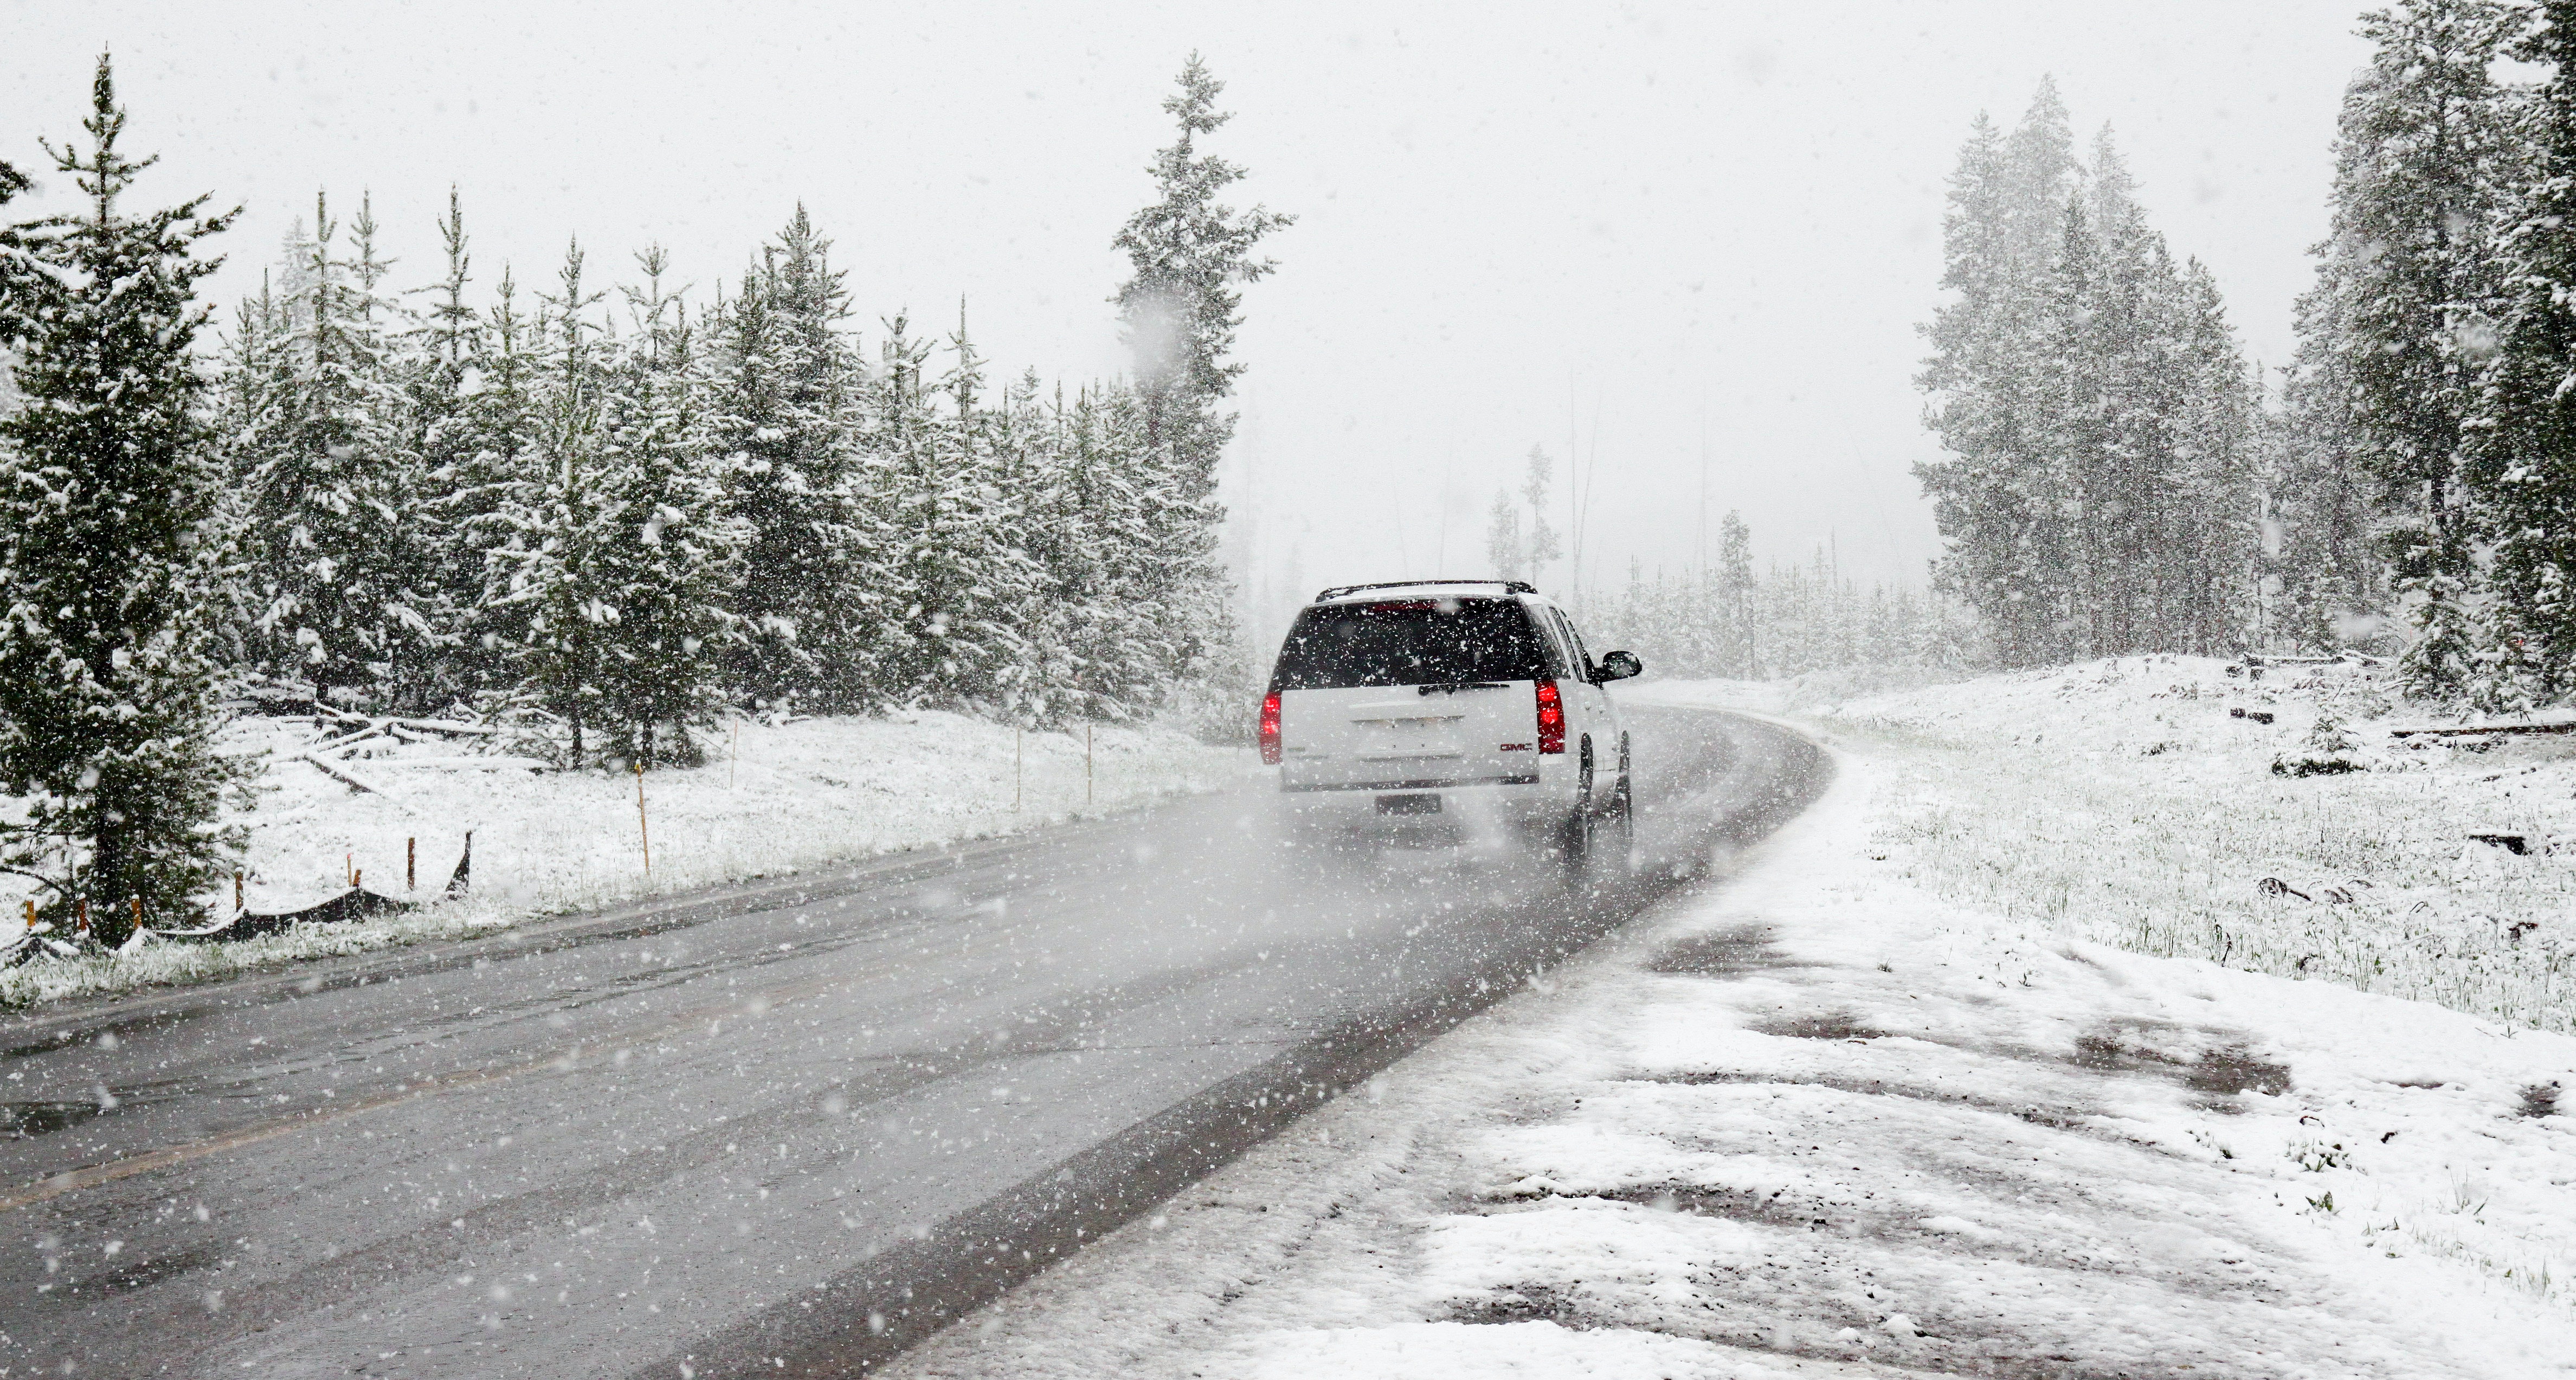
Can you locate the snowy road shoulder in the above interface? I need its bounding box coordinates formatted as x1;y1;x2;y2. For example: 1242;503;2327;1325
1;711;1249;1011
889;737;2576;1379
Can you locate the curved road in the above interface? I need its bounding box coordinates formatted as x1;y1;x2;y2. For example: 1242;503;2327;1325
0;705;1824;1378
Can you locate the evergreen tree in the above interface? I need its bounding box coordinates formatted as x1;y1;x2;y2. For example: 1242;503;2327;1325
1111;54;1292;505
445;266;543;691
707;208;880;709
1110;56;1289;695
1716;510;1757;677
586;250;742;763
1920;85;2259;666
2470;0;2576;701
1012;380;1176;722
0;56;242;942
1916;86;2083;666
1484;490;1525;580
0;155;24;412
2315;0;2530;694
407;189;492;703
1519;447;1563;586
2168;258;2262;653
868;311;1040;709
2274;301;2385;649
489;241;614;760
1482;446;1563;584
235;192;432;707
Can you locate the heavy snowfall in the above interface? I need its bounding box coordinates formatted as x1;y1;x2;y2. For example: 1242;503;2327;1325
5;3;2576;1378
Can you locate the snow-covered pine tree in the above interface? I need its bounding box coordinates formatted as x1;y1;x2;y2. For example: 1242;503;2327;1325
584;249;743;765
488;241;614;761
989;376;1068;724
706;208;879;710
1014;380;1174;722
2275;277;2387;650
441;266;544;694
1916;85;2082;667
1111;55;1289;695
1716;510;1757;677
2026;193;2102;660
876;309;1037;710
0;56;244;941
1519;447;1563;587
236;192;433;708
2167;258;2261;654
2469;0;2576;702
2317;0;2530;695
1112;54;1292;506
922;315;1030;710
1484;492;1525;580
405;189;490;704
2076;129;2257;658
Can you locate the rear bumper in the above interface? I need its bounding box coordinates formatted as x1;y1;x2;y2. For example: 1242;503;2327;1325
1279;772;1540;793
1273;766;1573;839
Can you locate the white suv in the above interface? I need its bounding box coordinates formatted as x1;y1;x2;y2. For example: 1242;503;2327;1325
1259;580;1642;871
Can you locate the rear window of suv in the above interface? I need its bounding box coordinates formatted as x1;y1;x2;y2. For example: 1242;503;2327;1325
1269;598;1553;691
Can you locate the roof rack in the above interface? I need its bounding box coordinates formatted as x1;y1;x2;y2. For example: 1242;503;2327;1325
1312;579;1538;601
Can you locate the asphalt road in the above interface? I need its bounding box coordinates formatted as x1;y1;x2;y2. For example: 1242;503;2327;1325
0;704;1825;1379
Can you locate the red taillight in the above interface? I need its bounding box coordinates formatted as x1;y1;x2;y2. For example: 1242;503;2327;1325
1535;679;1565;754
1259;692;1283;765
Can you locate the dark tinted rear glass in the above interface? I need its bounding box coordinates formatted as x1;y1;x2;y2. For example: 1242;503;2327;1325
1269;598;1551;691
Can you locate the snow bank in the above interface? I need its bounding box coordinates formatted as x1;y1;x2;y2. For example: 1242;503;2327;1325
1641;657;2576;1036
887;719;2575;1379
1;711;1248;1009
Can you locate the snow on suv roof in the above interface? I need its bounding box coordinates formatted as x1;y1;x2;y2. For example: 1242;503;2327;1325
1310;579;1542;605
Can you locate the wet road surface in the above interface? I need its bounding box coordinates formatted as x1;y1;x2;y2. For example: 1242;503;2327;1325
0;705;1825;1378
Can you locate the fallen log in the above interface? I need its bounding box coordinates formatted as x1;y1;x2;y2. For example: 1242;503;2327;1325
393;717;498;737
2388;721;2576;739
295;753;390;795
370;755;548;771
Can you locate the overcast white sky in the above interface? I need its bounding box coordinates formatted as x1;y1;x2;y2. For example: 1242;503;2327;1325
4;1;2377;638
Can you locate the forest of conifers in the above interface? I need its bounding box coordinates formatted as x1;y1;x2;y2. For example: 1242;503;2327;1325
0;54;1283;927
1918;0;2576;710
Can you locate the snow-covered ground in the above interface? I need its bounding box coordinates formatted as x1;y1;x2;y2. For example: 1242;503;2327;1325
1769;656;2576;1037
1;711;1248;1009
888;665;2576;1378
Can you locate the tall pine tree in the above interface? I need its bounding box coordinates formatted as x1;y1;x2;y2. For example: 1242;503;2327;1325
588;249;743;763
1111;56;1290;696
235;192;432;707
707;208;881;710
2470;0;2576;701
0;56;242;942
2314;0;2530;694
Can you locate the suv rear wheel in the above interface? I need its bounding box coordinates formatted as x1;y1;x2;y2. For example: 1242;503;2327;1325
1558;739;1598;886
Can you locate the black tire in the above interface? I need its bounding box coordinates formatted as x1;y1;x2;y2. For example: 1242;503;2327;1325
1603;768;1635;876
1559;792;1596;887
1559;737;1598;888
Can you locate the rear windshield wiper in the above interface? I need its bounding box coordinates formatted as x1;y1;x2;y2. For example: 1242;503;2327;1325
1419;681;1509;695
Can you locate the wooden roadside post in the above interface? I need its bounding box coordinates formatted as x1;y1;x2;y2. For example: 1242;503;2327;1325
234;871;243;913
635;761;652;877
407;837;416;891
131;897;142;935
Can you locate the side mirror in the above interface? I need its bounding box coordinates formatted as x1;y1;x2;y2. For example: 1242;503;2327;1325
1596;650;1642;683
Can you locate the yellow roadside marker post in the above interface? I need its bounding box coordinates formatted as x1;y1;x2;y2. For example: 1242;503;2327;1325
635;761;652;877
